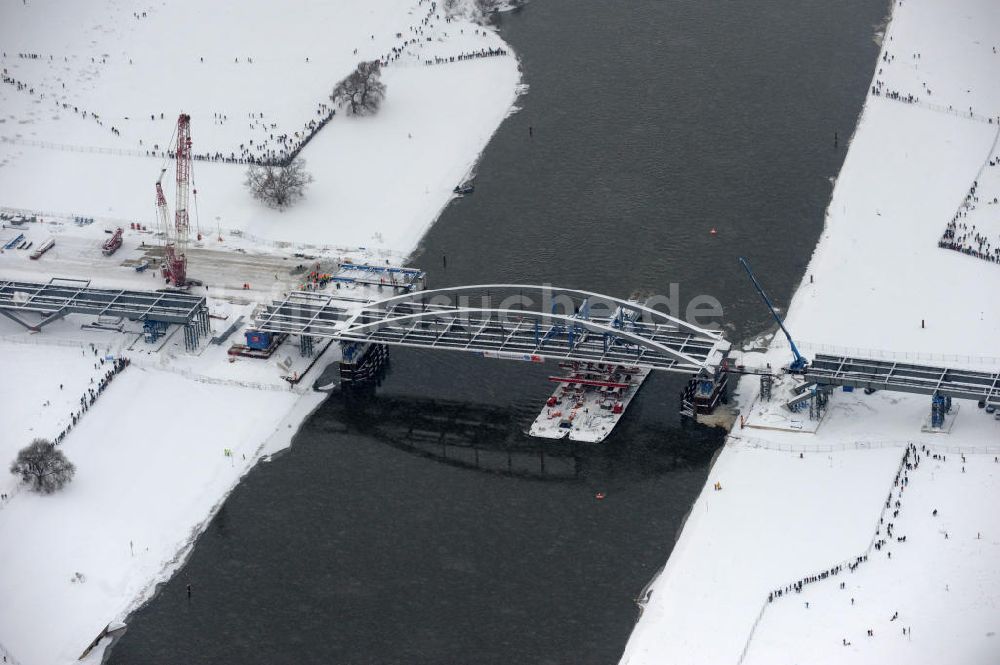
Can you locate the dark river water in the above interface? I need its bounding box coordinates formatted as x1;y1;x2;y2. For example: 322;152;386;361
109;1;885;663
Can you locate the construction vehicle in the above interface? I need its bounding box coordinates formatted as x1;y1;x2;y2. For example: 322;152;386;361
30;238;54;260
155;113;194;286
102;227;123;256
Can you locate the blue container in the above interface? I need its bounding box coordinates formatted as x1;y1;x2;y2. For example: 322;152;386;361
244;330;272;350
842;385;854;393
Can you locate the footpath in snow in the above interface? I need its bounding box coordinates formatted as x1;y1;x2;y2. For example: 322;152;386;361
0;1;522;663
620;1;1000;664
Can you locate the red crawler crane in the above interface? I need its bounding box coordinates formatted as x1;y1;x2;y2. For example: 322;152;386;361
158;113;192;286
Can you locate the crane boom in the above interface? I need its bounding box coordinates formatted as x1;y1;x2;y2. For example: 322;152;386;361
155;168;171;241
162;114;191;286
738;256;807;371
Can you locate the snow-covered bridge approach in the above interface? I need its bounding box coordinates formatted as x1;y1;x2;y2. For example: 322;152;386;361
252;284;732;374
804;354;1000;408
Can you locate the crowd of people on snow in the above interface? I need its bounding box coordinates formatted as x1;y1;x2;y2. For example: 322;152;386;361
869;44;999;124
869;49;920;104
52;350;131;446
939;177;1000;264
424;46;508;66
2;63;122;140
2;0;508;169
761;443;991;645
766;444;919;606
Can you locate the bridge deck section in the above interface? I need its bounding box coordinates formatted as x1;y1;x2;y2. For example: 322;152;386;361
0;278;208;330
805;353;1000;406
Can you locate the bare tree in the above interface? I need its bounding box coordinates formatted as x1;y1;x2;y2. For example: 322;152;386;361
475;0;501;14
331;61;386;116
445;0;502;20
245;158;314;209
10;438;75;494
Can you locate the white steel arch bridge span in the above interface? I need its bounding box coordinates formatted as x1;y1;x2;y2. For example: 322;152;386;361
252;284;731;375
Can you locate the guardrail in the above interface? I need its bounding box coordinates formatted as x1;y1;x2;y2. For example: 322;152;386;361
730;435;1000;456
767;339;1000;368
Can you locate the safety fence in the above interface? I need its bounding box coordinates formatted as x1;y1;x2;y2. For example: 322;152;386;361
128;356;308;395
736;444;914;664
1;135;154;159
730;435;1000;456
768;339;1000;368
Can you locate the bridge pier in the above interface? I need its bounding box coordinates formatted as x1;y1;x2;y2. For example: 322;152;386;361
930;391;953;428
682;366;729;418
184;323;199;351
759;374;773;402
299;334;315;358
339;342;389;387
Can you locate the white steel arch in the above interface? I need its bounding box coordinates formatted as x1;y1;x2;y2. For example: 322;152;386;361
357;284;722;339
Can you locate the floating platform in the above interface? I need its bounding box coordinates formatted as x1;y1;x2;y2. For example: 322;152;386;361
529;362;650;443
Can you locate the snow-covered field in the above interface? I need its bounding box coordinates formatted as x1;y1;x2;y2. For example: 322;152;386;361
0;0;522;251
620;0;1000;663
0;1;522;663
0;342;305;665
747;450;999;665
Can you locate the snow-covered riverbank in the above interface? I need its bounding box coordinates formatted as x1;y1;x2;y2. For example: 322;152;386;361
0;1;521;663
620;1;1000;663
0;0;521;250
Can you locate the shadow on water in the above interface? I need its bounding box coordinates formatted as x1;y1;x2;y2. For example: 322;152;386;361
334;388;720;482
107;373;723;665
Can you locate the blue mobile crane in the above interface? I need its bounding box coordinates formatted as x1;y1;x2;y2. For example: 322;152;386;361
739;257;808;372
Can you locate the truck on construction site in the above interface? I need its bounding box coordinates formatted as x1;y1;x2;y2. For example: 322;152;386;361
102;227;123;256
30;237;54;260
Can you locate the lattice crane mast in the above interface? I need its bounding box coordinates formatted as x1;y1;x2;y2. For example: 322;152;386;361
154;168;171;242
161;113;192;286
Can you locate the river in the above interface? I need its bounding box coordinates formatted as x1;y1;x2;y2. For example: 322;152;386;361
108;0;885;662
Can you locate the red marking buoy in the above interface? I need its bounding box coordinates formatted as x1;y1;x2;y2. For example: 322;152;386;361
595;491;606;500
710;227;718;235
